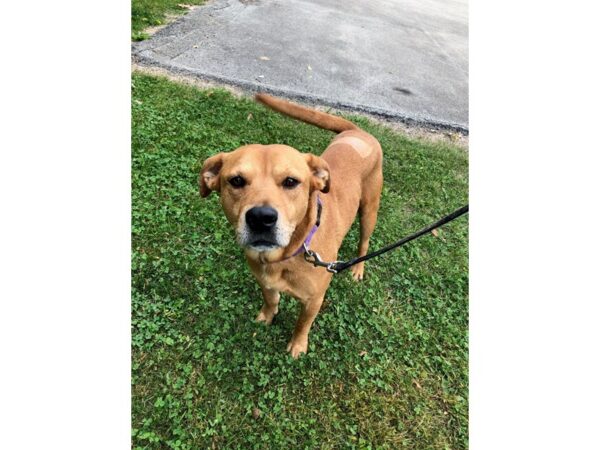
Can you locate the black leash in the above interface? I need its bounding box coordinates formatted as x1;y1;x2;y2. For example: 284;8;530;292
303;204;469;274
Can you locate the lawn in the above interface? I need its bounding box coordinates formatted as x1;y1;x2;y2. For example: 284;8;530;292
131;0;205;40
131;73;468;449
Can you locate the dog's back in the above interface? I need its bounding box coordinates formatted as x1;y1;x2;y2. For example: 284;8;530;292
255;93;382;184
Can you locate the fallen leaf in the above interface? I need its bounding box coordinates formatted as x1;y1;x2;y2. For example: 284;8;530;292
412;379;422;390
359;350;367;357
431;228;439;237
252;407;261;419
259;56;270;61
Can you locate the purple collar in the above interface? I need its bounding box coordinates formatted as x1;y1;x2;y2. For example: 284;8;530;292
292;196;323;256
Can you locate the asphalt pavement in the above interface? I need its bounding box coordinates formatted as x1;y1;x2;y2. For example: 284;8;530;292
133;0;468;131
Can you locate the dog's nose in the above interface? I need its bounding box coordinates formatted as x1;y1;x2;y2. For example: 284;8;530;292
246;206;278;232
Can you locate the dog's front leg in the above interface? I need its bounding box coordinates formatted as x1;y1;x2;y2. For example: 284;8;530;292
287;296;324;358
255;286;280;325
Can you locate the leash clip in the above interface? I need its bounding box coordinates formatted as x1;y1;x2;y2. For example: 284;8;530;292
302;244;340;273
325;262;339;274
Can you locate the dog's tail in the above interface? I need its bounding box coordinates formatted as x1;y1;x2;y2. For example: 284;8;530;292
255;93;358;133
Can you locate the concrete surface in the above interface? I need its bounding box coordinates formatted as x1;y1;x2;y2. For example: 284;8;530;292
133;0;468;131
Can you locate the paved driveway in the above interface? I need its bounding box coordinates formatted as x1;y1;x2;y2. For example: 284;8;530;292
133;0;468;131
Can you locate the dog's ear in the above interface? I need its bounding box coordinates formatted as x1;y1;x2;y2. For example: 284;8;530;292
304;154;330;193
200;153;226;197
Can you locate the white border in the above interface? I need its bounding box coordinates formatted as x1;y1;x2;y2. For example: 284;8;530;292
471;0;600;448
0;0;131;448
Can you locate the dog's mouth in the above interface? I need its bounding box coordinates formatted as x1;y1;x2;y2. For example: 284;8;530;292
247;239;280;250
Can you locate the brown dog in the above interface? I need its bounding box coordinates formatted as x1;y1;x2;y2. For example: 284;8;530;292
200;94;383;358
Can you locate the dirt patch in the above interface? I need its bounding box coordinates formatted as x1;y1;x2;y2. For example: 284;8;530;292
132;63;245;97
315;105;468;149
366;116;468;149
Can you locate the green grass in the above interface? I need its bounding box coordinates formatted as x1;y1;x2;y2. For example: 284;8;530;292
132;73;468;449
131;0;205;41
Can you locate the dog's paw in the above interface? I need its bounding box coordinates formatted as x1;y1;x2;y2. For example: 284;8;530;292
350;263;365;282
286;338;308;359
255;307;278;325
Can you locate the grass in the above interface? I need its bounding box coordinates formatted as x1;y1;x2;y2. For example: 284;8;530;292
131;73;469;449
131;0;205;41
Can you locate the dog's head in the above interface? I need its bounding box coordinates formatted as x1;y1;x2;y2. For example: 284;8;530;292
200;144;330;262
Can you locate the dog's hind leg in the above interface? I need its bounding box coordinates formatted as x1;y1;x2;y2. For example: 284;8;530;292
256;287;280;325
352;174;383;281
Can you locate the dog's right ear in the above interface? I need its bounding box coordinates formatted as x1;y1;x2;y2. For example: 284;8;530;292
199;153;226;197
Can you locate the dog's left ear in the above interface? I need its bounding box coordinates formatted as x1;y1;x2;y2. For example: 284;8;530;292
200;153;226;197
305;154;330;193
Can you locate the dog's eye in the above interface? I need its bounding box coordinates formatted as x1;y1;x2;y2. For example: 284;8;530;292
228;176;246;188
282;177;300;189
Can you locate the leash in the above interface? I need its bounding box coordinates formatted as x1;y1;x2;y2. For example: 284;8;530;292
303;204;469;274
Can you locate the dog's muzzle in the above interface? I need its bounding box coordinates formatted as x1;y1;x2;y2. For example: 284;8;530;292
241;206;284;250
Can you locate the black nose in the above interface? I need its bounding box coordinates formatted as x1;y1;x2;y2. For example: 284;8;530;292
246;206;278;232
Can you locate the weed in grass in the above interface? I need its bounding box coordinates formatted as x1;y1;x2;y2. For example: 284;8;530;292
132;73;468;449
131;0;205;40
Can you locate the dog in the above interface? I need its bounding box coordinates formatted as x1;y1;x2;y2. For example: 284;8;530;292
200;94;383;358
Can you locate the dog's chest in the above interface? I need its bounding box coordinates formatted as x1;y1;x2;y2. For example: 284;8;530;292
254;265;301;297
256;266;287;291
